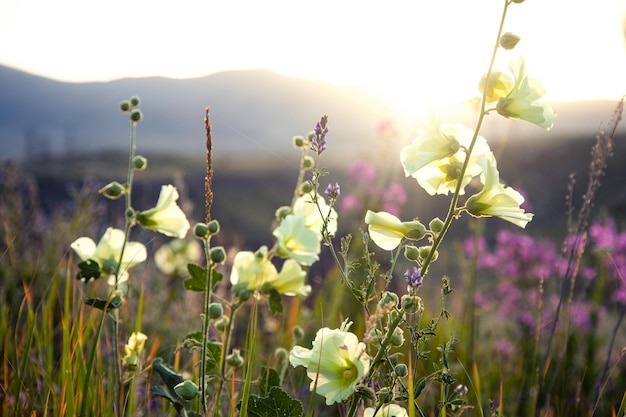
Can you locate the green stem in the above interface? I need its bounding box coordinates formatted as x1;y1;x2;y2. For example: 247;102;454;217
419;0;510;277
200;239;213;415
239;299;259;417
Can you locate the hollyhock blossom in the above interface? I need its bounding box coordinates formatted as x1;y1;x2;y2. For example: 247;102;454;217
293;193;338;239
71;227;147;284
154;238;202;276
290;320;370;405
230;246;277;292
365;210;426;250
496;56;556;130
266;259;311;296
465;153;533;228
136;184;190;238
273;214;320;265
122;331;148;368
364;404;408;417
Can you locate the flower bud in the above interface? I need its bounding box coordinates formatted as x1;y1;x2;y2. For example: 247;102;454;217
293;135;306;148
120;100;131;112
207;219;220;235
210;247;226;264
125;207;135;218
300;181;313;194
499;32;521;50
377;387;393;403
275;206;292;221
208;302;223;319
429;217;444;234
404;245;420;262
302;156;315;169
174;380;200;400
99;181;126;199
389;326;405;347
378;291;399;308
395;363;408;377
419;246;438;262
401;294;423;313
130;109;143;123
133;155;148;170
129;96;141;107
292;325;305;341
226;349;244;367
404;220;427;240
194;223;209;238
215;316;229;331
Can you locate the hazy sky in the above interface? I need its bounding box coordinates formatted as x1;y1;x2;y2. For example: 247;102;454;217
1;0;625;115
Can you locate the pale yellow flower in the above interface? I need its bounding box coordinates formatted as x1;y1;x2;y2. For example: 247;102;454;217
230;246;277;291
365;211;426;251
290;320;370;405
478;71;514;103
364;404;409;417
70;227;147;284
137;184;190;238
402;120;491;195
122;331;148;368
465;153;533;228
496;56;556;130
154;238;202;276
273;214;320;266
267;259;311;296
293;193;338;239
400;115;461;176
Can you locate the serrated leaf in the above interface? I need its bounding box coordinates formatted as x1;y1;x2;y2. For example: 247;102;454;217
259;367;281;397
76;259;101;282
245;386;303;417
184;264;223;291
84;296;122;311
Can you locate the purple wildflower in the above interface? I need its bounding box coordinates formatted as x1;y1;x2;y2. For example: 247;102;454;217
405;266;423;294
324;182;341;202
311;115;328;154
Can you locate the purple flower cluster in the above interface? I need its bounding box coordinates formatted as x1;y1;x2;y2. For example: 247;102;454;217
310;115;328;155
589;218;626;304
340;159;407;218
405;266;423;294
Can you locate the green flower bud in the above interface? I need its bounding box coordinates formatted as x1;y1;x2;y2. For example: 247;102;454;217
208;302;223;319
395;363;408;377
293;135;306;148
429;217;444;234
174;380;200;400
210;247;226;264
194;223;209;238
292;325;305;341
368;328;383;345
215;316;229;331
302;156;315;169
389;327;405;347
378;387;393;403
300;181;313;194
129;96;141;107
125;207;135;218
401;294;423;313
404;220;427;240
404;245;420;262
419;246;438;262
130;109;143;123
239;289;252;302
500;32;521;50
226;349;244;367
207;219;220;234
306;131;316;143
120;100;131;112
99;181;126;199
132;155;148;170
378;291;399;308
275;206;292;221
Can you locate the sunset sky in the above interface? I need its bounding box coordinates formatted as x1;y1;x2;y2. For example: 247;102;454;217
1;0;625;116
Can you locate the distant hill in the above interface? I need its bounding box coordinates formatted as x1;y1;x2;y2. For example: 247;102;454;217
0;65;400;165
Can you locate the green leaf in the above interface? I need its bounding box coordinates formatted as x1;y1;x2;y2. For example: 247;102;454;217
259;367;281;397
150;385;179;405
204;340;223;373
268;289;283;314
183;263;223;291
84;296;122;311
244;386;303;417
76;259;101;282
152;357;184;394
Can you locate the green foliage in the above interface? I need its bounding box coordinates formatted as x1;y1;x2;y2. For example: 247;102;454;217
244;386;304;417
183;263;222;291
